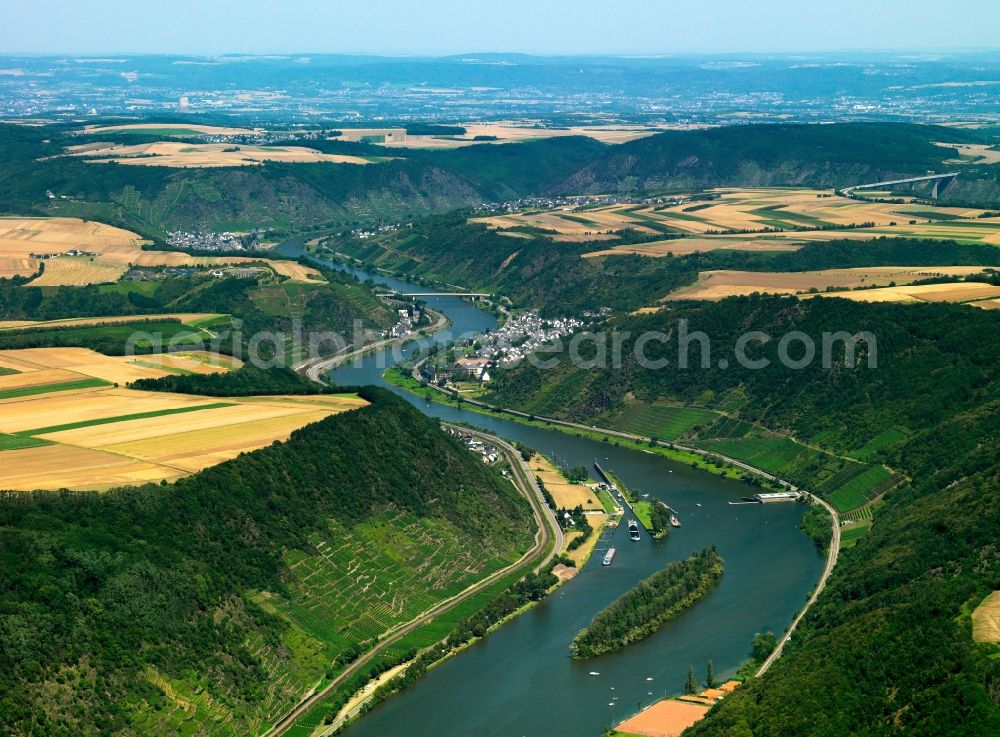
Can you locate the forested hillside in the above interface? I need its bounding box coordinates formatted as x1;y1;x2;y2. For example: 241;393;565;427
554;123;975;194
0;123;603;236
0;386;535;736
0;265;394;361
5;121;998;236
484;297;1000;735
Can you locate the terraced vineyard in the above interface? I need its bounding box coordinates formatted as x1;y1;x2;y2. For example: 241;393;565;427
689;437;898;512
278;510;511;658
604;401;721;441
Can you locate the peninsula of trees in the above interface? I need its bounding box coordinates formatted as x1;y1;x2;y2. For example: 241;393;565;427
571;547;724;659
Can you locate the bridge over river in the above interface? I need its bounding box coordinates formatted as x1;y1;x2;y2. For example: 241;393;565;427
840;171;960;199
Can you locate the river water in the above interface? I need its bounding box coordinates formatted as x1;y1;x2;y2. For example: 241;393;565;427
277;240;824;737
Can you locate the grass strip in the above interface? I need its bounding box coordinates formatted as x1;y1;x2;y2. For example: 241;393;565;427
18;402;234;437
0;377;111;401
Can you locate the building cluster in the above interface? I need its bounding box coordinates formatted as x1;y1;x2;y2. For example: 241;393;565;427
382;303;424;339
349;223;400;240
475;194;685;214
475;311;584;366
421;310;585;386
29;248;98;259
445;428;501;465
166;230;263;252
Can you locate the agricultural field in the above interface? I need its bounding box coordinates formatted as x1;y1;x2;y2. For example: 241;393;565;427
67;141;382;168
530;453;603;511
0;347;365;491
24;256;127;286
378;120;668;149
474;188;1000;252
0;313;224;331
665;265;994;301
971;591;1000;643
81;123;263;136
803;280;1000;305
0;217;324;285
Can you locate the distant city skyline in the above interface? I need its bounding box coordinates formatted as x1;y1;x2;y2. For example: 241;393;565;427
5;0;1000;56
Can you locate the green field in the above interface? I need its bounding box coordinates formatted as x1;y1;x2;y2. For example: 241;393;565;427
690;436;893;512
0;377;111;401
0;433;52;451
0;366;20;376
839;519;873;549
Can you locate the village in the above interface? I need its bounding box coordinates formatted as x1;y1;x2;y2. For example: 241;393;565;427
418;310;585;386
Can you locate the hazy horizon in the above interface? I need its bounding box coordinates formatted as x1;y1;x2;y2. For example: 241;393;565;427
6;0;1000;56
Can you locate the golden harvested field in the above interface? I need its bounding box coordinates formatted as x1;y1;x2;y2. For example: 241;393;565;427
68;141;378;168
474;188;1000;254
26;257;127;286
804;281;1000;305
666;266;994;301
81;123;262;136
529;453;603;511
972;591;1000;643
936;141;1000;165
0;256;39;278
0;217;146;256
0;313;223;331
584;237;802;258
0;217;326;285
0;347;366;491
0;346;225;384
379;121;667;149
269;260;326;282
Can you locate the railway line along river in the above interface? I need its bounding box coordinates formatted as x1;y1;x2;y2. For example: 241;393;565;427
278;240;825;737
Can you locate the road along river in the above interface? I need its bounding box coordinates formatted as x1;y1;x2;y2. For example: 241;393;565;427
279;243;825;737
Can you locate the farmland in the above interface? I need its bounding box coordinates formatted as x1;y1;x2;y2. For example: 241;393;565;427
0;217;325;286
68;141;382;168
0;347;365;490
473;188;1000;253
530;453;603;511
665;265;996;301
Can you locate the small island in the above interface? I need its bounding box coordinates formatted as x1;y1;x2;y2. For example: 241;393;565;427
570;547;724;659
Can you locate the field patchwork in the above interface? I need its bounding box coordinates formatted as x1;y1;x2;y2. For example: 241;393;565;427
665;266;996;301
0;347;365;491
474;188;1000;253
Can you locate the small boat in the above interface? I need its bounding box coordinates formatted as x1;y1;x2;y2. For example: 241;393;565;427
589;671;600;676
669;515;682;528
603;547;617;566
696;503;702;507
628;520;641;541
646;677;654;681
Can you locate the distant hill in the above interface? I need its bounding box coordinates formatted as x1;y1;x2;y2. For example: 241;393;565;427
0;387;535;736
553;123;966;194
0;124;605;236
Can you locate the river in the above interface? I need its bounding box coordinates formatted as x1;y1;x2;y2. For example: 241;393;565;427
277;240;824;736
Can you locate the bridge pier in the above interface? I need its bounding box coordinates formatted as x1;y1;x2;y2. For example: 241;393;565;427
931;175;956;200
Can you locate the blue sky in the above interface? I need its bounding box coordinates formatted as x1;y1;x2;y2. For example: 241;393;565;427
4;0;1000;55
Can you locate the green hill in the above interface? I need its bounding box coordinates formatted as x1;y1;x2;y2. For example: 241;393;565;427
0;387;535;736
554;122;965;194
485;296;1000;735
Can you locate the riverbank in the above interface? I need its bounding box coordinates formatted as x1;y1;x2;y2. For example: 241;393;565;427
267;424;559;737
384;366;773;489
